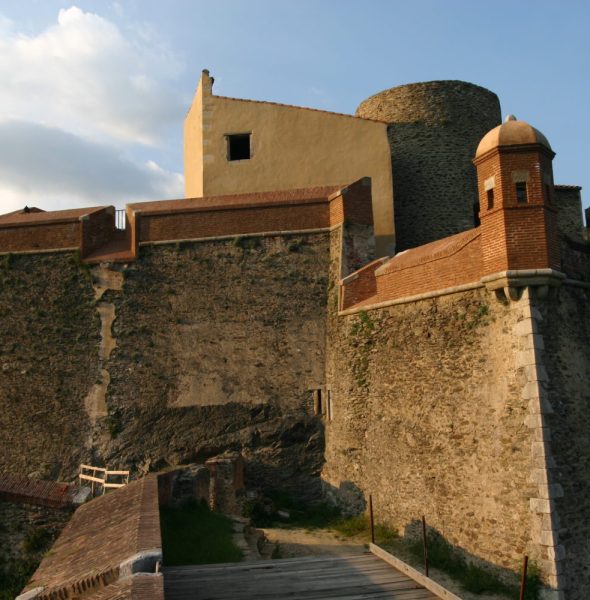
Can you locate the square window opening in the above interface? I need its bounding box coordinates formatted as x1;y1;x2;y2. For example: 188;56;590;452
227;133;251;161
516;182;528;204
486;188;494;210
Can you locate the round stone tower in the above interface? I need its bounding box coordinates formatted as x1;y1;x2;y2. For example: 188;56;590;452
357;81;501;251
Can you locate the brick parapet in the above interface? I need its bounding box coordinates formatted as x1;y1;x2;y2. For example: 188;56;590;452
340;257;388;310
131;179;372;245
80;207;116;258
0;206;110;255
0;181;373;258
340;228;483;310
0;473;77;510
375;229;483;302
330;177;374;226
67;574;164;600
0;220;80;254
136;199;330;243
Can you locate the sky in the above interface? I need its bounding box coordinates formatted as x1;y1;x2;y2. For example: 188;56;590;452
0;0;588;215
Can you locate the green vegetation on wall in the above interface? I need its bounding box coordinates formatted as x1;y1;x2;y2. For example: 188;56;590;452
0;252;100;479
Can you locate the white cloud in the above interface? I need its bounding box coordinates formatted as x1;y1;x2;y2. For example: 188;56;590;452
0;6;185;145
0;120;183;213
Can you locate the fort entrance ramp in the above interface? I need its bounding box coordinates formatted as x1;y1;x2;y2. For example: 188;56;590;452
163;551;438;600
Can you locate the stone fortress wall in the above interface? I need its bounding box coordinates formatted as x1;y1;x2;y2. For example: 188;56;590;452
357;81;501;251
324;273;538;578
323;220;590;596
0;181;374;501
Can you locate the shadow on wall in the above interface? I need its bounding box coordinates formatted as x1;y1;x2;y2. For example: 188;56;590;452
241;417;327;503
120;411;327;505
318;482;543;597
401;519;542;597
321;479;367;516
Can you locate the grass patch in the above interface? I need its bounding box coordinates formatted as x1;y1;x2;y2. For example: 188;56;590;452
243;491;341;529
243;492;397;547
0;525;57;600
233;236;261;250
160;501;242;566
23;528;52;554
332;514;369;537
332;514;398;545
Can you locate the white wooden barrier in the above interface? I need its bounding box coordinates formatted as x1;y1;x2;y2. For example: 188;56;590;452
79;464;130;496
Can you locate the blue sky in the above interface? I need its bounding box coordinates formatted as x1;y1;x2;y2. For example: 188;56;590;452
0;0;588;214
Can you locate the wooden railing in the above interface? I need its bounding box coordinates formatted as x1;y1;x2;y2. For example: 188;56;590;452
79;464;130;496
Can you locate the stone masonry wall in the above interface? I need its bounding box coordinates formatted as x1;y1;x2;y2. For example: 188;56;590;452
92;233;329;498
357;80;501;251
0;253;100;480
540;284;590;598
554;187;584;243
323;252;540;582
0;233;329;501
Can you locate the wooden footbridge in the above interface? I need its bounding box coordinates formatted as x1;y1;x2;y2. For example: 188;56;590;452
163;549;448;600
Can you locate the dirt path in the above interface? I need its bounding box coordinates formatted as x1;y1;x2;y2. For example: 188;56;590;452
259;525;366;559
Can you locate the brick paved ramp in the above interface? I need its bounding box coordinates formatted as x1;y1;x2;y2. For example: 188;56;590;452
0;472;81;509
18;474;163;600
163;551;438;600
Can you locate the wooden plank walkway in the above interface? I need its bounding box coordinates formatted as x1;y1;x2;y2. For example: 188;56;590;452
163;551;438;600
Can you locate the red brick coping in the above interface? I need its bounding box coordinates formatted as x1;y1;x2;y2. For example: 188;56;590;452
341;228;483;310
0;473;78;509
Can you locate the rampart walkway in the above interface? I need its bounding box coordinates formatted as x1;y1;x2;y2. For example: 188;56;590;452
0;472;84;509
163;551;437;600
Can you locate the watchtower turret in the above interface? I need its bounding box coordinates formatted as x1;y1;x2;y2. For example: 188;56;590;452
473;115;560;276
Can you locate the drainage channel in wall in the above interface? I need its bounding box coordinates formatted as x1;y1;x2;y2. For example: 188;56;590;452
83;264;124;434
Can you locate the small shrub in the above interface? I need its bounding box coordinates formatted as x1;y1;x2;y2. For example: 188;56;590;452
1;253;13;270
70;250;82;267
332;515;398;545
243;492;341;529
0;556;39;600
175;240;192;252
106;413;122;438
160;500;242;565
523;562;542;600
233;236;261;250
242;498;274;527
23;527;52;554
467;303;490;329
271;543;282;559
358;310;375;331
